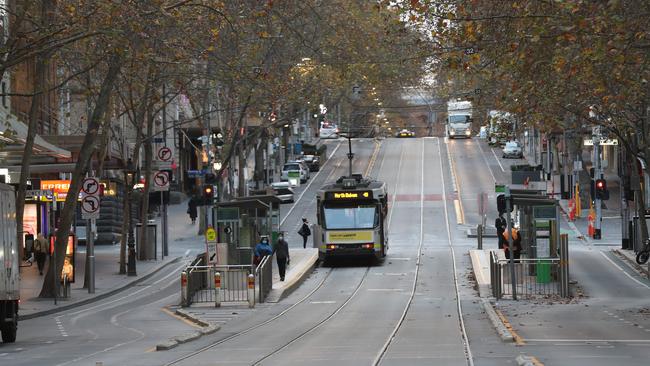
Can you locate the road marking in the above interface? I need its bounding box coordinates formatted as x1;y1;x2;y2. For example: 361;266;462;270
447;142;465;224
475;139;498;182
161;307;202;329
527;338;650;343
55;317;68;337
364;139;382;177
280;142;342;226
454;199;465;225
309;301;336;304
494;309;525;345
599;251;650;290
184;249;191;257
367;288;404;292
389;257;411;261
490;146;506;173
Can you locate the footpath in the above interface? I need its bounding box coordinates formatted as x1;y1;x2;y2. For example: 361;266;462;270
469;144;649;346
19;199;201;320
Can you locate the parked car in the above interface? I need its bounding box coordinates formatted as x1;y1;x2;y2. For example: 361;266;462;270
396;129;415;138
302;154;320;171
294;160;311;180
281;161;309;184
502;141;523;159
271;182;294;203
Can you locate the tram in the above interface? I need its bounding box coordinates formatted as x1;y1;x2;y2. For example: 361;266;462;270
314;174;388;261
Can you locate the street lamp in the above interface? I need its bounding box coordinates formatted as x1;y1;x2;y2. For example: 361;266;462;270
125;159;137;276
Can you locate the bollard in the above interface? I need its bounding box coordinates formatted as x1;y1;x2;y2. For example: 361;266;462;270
247;274;255;308
214;272;221;308
180;271;188;307
477;224;483;250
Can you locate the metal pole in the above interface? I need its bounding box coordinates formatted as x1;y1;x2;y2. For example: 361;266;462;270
593;127;602;239
347;133;353;178
162;83;169;257
88;218;95;293
477;224;483;250
505;187;517;300
160;191;164;260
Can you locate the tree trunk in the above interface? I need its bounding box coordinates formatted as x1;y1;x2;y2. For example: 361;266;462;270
15;0;52;265
39;54;122;298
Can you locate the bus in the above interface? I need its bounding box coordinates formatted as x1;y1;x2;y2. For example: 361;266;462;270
313;174;388;262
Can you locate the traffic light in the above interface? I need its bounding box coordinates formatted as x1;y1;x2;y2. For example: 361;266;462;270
497;194;513;214
202;184;215;205
595;179;609;200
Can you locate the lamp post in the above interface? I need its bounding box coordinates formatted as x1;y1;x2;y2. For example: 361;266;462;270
125;160;137;276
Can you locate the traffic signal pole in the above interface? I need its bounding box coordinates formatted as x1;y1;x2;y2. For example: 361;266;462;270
593;127;602;239
505;187;517;300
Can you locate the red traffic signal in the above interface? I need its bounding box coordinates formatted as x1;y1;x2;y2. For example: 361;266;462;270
595;179;608;200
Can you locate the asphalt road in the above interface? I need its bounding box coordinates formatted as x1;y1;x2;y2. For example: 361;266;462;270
4;137;648;366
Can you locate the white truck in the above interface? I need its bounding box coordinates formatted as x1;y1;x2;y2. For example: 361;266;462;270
446;100;473;139
0;183;18;343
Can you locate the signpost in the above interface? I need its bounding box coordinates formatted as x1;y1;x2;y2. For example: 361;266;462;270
152;171;170;192
205;226;218;264
81;177;101;294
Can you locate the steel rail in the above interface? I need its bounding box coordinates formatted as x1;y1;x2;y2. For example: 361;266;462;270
165;139;385;366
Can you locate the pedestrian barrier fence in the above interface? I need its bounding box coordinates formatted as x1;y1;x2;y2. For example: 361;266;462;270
490;235;569;299
181;253;274;307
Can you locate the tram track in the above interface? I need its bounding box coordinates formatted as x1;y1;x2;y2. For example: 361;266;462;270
371;137;474;366
165;138;390;366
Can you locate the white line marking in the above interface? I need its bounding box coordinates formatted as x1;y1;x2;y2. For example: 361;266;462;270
490;146;506;173
475;139;497;182
527;338;650;343
184;249;191;256
280;142;342;226
367;288;404;292
309;301;336;304
389;257;411;261
599;251;650;290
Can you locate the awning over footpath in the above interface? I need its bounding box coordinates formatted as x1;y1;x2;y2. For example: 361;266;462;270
0;112;72;164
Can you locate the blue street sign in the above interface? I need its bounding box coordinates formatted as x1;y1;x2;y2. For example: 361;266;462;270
187;170;207;178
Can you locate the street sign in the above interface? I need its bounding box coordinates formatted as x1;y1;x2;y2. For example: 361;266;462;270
152;171;170;192
81;195;100;219
495;184;505;193
205;226;218;264
205;227;217;242
82;177;100;196
187;170;206;178
157;146;172;162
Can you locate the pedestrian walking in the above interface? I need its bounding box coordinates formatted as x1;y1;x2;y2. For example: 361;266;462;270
502;227;522;260
254;236;273;266
495;213;507;249
298;218;311;249
34;233;49;275
274;233;290;281
187;196;198;224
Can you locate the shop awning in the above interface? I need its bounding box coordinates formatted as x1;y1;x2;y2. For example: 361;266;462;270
0;112;71;165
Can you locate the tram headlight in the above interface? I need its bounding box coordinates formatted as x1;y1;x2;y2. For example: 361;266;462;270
327;244;337;250
362;243;374;249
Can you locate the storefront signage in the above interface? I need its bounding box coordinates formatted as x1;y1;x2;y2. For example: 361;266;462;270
41;180;81;201
583;138;618;146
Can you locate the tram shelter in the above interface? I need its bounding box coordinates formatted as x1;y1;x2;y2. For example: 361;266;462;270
213;195;281;265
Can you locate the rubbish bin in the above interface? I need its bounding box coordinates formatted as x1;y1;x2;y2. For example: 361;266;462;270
136;221;157;260
536;259;552;283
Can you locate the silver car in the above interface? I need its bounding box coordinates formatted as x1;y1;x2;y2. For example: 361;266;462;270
271;182;294;203
502;141;523;159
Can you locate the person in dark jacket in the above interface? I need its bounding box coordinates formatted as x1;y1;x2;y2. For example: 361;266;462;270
187;197;198;224
254;236;273;265
298;218;311;249
495;213;507;249
274;233;290;281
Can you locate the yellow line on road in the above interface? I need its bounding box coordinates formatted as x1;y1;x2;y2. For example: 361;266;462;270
447;143;465;224
160;306;202;329
495;308;525;345
364;139;382;177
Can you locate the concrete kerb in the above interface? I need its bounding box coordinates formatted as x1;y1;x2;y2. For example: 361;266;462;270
19;257;181;321
515;354;540;366
265;249;319;303
613;249;649;276
481;298;515;343
156;308;221;351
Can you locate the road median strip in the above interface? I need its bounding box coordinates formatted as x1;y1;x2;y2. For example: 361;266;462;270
156;308;221;351
480;298;514;343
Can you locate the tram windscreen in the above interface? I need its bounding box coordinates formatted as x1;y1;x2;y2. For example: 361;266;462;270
323;204;377;229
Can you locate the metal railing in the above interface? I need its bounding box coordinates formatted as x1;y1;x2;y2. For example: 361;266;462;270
490;234;570;299
256;255;273;303
181;254;256;307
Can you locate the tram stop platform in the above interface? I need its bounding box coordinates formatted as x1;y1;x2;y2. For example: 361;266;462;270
266;248;319;302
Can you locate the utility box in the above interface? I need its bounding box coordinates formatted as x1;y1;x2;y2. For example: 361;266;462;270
136;222;157;260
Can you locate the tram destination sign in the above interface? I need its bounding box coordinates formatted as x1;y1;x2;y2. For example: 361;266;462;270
326;190;373;200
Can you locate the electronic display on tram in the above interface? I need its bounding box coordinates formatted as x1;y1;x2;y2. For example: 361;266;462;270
325;190;373;200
